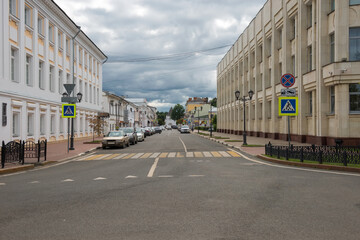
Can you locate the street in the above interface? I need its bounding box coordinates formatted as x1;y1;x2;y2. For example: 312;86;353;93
1;130;360;240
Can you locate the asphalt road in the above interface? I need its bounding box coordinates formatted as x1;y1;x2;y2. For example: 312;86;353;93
1;130;360;240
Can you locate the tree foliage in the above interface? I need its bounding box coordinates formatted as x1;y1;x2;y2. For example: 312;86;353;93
171;104;185;121
210;97;217;107
87;116;108;141
156;111;167;126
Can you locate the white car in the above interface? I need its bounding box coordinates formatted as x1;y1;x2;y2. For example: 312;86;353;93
102;130;130;149
180;125;190;133
135;128;145;142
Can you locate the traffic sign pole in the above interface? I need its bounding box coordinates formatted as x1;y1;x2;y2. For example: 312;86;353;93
280;74;296;148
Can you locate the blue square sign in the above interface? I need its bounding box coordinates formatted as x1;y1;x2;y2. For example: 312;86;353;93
279;97;298;116
62;104;76;118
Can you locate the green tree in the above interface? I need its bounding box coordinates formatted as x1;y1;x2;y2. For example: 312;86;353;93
87;116;108;141
212;115;217;131
156;111;167;126
210;97;217;107
171;104;185;121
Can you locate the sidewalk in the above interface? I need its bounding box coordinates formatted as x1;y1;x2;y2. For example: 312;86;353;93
1;136;102;174
193;130;311;156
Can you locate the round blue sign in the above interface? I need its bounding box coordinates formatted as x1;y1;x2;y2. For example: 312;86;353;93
281;74;295;88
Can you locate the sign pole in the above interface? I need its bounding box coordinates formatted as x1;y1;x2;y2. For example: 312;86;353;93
67;118;70;153
288;116;291;148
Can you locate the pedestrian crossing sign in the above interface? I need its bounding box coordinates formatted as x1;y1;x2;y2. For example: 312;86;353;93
62;104;76;118
278;97;298;116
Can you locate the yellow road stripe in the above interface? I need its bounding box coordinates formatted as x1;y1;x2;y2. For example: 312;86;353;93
159;152;168;158
140;153;152;159
103;154;120;160
123;153;136;159
177;152;184;158
227;151;240;157
194;152;203;158
211;151;221;157
85;154;105;160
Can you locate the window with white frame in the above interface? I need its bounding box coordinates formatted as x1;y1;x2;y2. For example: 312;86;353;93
13;112;20;137
49;23;54;43
11;48;19;82
330;0;335;11
349;28;360;61
9;0;17;17
38;15;44;35
27;113;34;136
85;83;88;102
26;55;32;86
40;114;45;135
330;86;335;114
50;115;55;134
350;0;360;6
309;92;313;115
350;83;360;113
66;37;70;53
89;85;92;103
49;65;55;92
58;31;63;49
79;48;83;64
308;46;312;72
58;69;63;94
39;60;44;89
25;5;32;27
267;101;272;119
330;33;335;63
307;4;312;28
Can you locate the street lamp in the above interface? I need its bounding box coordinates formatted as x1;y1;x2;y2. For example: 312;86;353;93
235;90;254;145
194;106;203;134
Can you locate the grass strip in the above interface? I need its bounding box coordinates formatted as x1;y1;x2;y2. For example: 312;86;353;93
224;140;242;142
242;144;264;147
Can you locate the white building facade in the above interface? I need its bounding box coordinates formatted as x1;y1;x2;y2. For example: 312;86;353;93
101;91;128;134
1;0;107;143
217;0;360;146
125;98;157;127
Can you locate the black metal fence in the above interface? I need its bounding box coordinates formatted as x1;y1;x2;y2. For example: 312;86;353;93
1;140;47;168
265;143;360;166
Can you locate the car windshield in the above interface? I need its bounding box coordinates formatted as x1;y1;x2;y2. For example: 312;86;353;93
107;131;125;137
122;128;133;133
136;128;142;132
182;125;189;129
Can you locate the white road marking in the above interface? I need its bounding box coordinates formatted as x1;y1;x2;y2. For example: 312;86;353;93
179;137;187;152
229;148;360;177
61;179;74;182
158;175;174;178
168;152;176;158
219;151;231;157
114;153;128;159
132;153;144;159
125;175;138;179
97;154;111;160
150;152;160;158
147;157;159;177
203;152;213;157
93;177;106;180
76;154;95;161
188;175;205;177
29;181;40;184
186;152;194;158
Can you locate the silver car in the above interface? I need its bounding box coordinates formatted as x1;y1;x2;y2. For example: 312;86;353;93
102;130;130;149
180;125;191;133
136;128;145;142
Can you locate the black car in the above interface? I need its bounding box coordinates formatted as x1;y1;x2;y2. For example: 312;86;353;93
171;125;178;129
154;127;162;134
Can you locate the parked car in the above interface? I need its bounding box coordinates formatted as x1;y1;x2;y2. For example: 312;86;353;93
144;127;152;136
150;127;156;135
102;130;130;149
154;127;162;134
165;125;172;130
121;127;138;145
171;125;178;129
180;125;191;134
141;128;147;138
136;128;145;142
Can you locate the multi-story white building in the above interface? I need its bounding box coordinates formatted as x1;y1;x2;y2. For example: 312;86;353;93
101;91;128;134
125;98;157;127
0;0;107;143
217;0;360;146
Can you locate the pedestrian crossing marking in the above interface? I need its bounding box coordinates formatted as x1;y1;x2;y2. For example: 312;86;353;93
123;153;136;159
140;153;152;159
282;100;295;111
194;152;203;158
78;151;243;161
159;152;168;158
227;151;240;157
211;151;222;157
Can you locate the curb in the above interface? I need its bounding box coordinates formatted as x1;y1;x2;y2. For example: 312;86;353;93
0;164;35;175
257;154;360;174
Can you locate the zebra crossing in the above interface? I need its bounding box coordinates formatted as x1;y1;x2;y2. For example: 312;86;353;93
77;151;241;161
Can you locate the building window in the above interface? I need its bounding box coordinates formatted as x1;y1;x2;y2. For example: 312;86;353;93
58;70;63;94
330;0;335;11
49;65;55;92
66;73;70;84
267;37;272;56
26;55;32;86
11;48;19;82
79;48;83;64
330;33;335;63
49;24;54;43
350;0;360;6
307;4;312;28
278;29;282;49
308;46;312;71
13;112;20;137
27;113;34;136
2;103;7;127
59;116;64;133
9;0;17;17
85;83;88;102
290;18;296;40
350;83;360;113
309;92;313;115
58;31;63;49
66;38;70;53
38;15;44;35
39;61;44;89
50;115;55;134
349;28;360;61
330;86;335;114
25;5;32;27
40;114;45;135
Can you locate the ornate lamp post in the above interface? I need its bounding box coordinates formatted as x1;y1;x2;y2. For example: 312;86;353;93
235;90;254;145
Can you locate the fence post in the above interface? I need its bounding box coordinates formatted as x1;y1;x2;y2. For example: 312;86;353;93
21;140;25;165
343;151;347;166
286;147;289;160
37;140;40;163
318;150;323;164
44;140;47;161
277;146;280;159
300;147;304;162
1;141;5;168
269;143;272;157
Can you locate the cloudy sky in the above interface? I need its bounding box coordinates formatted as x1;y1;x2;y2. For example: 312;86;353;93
56;0;267;112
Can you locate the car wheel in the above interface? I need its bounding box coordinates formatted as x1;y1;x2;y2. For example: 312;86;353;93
127;141;130;147
102;145;106;149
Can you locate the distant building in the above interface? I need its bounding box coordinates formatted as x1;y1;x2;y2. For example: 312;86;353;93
125;98;157;127
101;91;128;133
